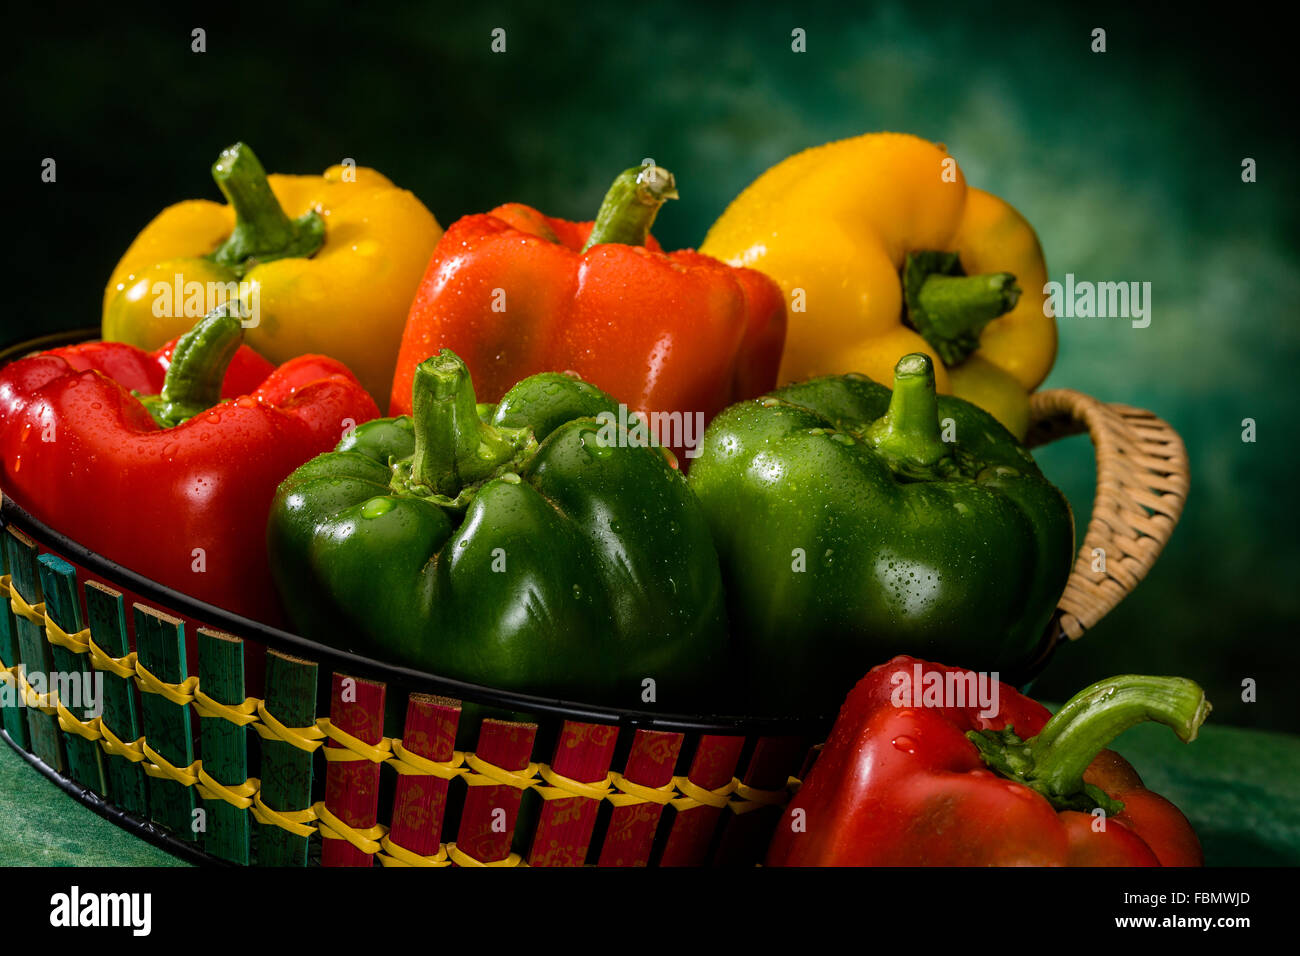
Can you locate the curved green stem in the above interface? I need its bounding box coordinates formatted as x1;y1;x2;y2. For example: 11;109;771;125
207;143;325;278
139;304;244;428
968;675;1210;814
581;164;679;252
903;251;1020;365
404;351;535;499
865;353;952;475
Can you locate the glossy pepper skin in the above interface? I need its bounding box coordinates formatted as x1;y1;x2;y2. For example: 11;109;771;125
768;657;1208;866
270;349;727;708
0;308;380;623
391;165;786;459
700;132;1054;438
103;143;442;403
688;353;1072;715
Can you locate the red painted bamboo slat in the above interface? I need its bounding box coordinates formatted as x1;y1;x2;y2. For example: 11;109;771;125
657;734;745;866
527;721;619;866
453;718;536;865
712;735;807;866
386;694;462;859
321;674;386;867
598;729;684;867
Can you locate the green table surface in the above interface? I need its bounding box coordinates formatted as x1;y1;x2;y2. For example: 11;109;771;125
1;721;1297;866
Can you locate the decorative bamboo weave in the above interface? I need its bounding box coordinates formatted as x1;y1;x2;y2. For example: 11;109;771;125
1026;389;1190;641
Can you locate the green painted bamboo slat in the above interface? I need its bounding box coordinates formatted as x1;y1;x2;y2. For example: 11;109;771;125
4;528;63;772
83;582;148;816
255;650;318;866
0;538;29;749
197;628;250;864
133;604;198;841
36;554;105;794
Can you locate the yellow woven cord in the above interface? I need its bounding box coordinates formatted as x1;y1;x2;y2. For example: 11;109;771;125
378;835;451;867
4;575;46;627
140;739;200;787
195;767;259;810
316;717;392;763
727;778;799;815
445;843;525;868
462;752;541;790
670;775;737;812
133;661;198;706
607;772;679;808
252;700;325;753
98;722;147;763
311;800;387;855
534;764;614;802
13;665;59;715
44;616;91;655
85;634;138;679
389;739;468;780
191;690;260;726
55;700;104;741
250;791;319;838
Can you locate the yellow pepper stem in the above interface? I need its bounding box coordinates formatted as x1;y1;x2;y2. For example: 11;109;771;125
208;143;325;278
904;251;1020;366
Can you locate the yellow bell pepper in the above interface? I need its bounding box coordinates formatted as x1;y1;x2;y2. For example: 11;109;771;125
103;143;442;403
700;132;1055;437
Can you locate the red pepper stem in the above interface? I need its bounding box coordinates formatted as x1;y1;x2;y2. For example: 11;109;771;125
208;143;325;278
147;304;245;427
580;164;679;252
864;353;952;471
407;350;533;498
1030;675;1210;797
968;675;1210;814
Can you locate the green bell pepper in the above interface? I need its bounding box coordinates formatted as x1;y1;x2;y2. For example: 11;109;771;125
267;350;727;709
687;352;1074;716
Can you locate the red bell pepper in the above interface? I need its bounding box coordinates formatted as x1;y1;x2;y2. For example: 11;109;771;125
0;307;379;623
391;164;786;460
768;656;1209;866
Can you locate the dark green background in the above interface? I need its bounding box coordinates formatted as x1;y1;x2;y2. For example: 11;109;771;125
11;2;1298;732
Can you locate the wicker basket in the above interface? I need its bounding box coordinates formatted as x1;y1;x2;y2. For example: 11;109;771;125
0;331;1189;867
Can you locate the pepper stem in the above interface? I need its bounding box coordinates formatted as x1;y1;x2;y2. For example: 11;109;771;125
580;164;679;252
207;143;325;278
864;353;952;475
140;304;245;428
406;351;535;499
903;251;1020;366
968;675;1211;815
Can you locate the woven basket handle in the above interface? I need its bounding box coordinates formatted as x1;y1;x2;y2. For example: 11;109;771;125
1024;389;1189;649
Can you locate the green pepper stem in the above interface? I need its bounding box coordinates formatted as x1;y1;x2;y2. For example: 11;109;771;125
581;164;679;252
207;143;325;278
903;251;1020;366
865;353;952;472
408;351;534;497
968;675;1210;814
143;304;245;427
